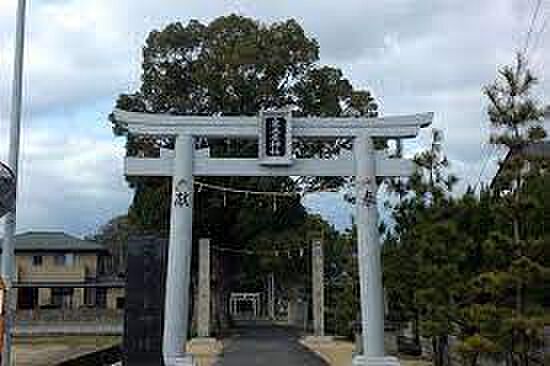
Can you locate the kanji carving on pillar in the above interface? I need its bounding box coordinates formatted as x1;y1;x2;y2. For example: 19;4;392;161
113;108;432;366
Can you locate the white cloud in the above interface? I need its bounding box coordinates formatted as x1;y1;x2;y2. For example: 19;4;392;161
13;120;132;236
0;0;548;233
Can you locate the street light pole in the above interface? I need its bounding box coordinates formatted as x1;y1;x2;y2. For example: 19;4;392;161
2;0;27;365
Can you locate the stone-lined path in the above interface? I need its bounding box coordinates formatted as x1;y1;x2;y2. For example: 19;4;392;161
215;323;328;366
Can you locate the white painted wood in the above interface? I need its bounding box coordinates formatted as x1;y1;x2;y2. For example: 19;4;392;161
113;109;433;138
124;155;415;177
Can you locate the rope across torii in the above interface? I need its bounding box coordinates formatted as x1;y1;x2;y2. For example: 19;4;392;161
113;108;433;366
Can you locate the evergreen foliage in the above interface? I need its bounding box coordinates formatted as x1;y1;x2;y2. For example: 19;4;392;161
101;15;549;363
383;55;548;366
108;15;378;332
110;14;378;242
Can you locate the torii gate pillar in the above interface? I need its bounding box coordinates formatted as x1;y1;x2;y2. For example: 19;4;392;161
113;108;433;366
163;134;195;366
353;134;399;366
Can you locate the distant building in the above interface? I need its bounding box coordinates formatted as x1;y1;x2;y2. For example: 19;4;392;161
0;231;124;311
490;108;550;189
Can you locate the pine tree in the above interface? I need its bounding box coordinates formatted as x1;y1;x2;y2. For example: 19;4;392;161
475;53;548;366
384;130;461;366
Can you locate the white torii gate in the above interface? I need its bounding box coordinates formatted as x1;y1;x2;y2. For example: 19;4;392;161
113;108;432;366
229;292;261;319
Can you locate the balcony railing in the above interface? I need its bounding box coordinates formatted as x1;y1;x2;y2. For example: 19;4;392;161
19;266;86;283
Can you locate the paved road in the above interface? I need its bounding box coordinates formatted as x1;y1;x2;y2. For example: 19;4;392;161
215;323;328;366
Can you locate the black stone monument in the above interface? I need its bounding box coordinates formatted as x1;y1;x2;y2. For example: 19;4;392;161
123;235;167;366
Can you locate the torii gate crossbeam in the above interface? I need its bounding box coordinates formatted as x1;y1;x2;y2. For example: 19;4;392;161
125;154;415;177
114;109;432;138
114;109;432;366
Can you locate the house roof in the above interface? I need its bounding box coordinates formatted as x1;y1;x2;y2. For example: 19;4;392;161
490;140;550;189
489;110;550;188
522;141;550;158
0;231;106;253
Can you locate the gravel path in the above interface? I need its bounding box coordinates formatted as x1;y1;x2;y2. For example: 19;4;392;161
215;323;328;366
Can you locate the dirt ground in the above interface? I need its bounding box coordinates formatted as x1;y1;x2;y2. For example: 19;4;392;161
10;335;431;366
301;338;431;366
11;336;223;366
187;338;223;366
12;336;120;366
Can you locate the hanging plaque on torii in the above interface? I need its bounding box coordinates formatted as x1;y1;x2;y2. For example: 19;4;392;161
113;107;433;366
118;109;433;178
259;109;293;165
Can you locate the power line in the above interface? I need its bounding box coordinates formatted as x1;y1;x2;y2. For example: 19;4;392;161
523;0;543;56
471;142;489;188
479;0;547;192
474;143;496;193
530;11;549;65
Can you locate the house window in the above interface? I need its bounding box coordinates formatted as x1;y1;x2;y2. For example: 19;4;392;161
84;288;96;306
54;254;66;266
51;288;74;309
116;297;125;310
65;253;75;266
96;288;107;309
32;255;43;267
17;287;38;310
53;253;75;266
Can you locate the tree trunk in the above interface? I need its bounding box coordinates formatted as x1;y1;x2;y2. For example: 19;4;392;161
432;337;439;366
513;215;530;366
413;310;421;349
440;335;450;366
432;335;450;366
513;217;523;314
507;336;515;366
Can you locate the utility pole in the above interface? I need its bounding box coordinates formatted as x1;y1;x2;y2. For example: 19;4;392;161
2;1;27;365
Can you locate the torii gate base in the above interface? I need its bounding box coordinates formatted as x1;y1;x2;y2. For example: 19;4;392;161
353;357;401;366
115;109;432;366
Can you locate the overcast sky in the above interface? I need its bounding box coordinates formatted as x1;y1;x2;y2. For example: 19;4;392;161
0;0;548;236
